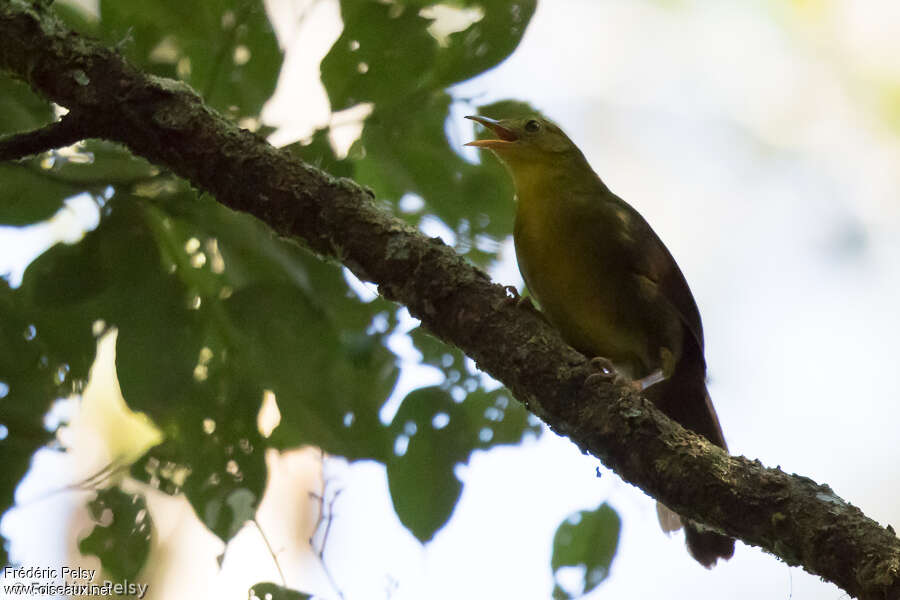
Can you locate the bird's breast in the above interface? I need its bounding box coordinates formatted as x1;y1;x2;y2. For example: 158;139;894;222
513;190;652;375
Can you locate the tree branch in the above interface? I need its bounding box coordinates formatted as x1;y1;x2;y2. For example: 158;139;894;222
1;3;898;598
0;112;90;161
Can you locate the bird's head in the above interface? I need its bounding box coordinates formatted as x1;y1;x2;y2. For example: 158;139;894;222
465;115;579;170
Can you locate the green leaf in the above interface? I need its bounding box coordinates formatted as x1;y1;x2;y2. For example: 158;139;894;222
432;0;537;88
319;2;538;268
130;371;268;543
0;283;58;568
144;193;324;295
321;1;437;111
125;190;398;535
18;194;268;543
124;348;269;542
153;195;400;460
250;582;313;600
97;0;282;118
223;283;397;461
385;383;539;542
0;162;81;225
321;0;537;110
17;197;160;381
130;193;394;434
551;503;621;600
112;277;206;424
44;141;160;187
386;387;464;542
0;138;156;228
79;487;152;580
351;93;514;265
183;435;266;542
319;1;538;266
0;73;53;136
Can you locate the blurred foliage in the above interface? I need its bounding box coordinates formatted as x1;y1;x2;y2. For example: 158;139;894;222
0;280;60;567
96;0;282;120
551;503;621;600
0;0;621;594
0;74;74;225
250;582;313;600
79;487;153;581
318;0;536;267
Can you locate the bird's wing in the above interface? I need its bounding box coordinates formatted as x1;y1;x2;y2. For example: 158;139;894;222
605;192;705;355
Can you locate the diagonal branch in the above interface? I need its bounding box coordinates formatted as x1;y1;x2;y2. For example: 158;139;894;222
0;112;90;161
0;3;898;598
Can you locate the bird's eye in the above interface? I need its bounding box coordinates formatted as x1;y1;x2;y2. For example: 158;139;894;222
524;119;541;133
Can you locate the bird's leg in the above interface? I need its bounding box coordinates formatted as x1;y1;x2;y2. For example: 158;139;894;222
634;368;665;390
633;347;675;390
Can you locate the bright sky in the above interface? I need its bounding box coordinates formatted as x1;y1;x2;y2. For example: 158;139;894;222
5;1;900;599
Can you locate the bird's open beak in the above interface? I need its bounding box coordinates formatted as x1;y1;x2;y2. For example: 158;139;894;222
465;115;518;148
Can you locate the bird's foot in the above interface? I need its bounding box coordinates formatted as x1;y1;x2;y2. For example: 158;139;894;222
585;357;632;388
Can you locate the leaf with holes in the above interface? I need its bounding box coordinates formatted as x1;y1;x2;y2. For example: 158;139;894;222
321;1;436;111
432;0;537;88
350;93;514;265
98;0;281;118
385;384;538;542
79;487;152;580
551;503;621;600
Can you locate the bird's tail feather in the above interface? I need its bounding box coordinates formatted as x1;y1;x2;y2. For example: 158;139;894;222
645;342;734;567
685;524;735;568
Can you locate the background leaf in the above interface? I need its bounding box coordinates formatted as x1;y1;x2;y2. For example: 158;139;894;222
431;0;536;88
0;74;53;136
0;281;59;567
551;503;621;600
79;487;153;580
250;582;313;600
321;1;436;111
97;0;282;119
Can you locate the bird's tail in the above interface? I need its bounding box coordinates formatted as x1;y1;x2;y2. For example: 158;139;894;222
646;344;734;567
684;522;735;568
657;501;734;568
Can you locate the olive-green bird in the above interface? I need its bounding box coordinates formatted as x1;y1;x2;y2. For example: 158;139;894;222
466;114;733;568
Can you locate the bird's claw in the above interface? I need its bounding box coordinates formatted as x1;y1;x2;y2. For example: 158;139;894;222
585;357;631;388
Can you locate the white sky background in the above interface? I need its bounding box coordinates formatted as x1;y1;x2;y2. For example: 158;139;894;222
5;0;900;599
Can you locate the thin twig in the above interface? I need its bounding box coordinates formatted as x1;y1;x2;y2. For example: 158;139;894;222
0;113;91;161
317;488;342;562
252;518;287;587
19;458;128;505
310;457;346;600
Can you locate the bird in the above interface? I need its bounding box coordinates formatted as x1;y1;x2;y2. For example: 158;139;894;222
466;114;734;568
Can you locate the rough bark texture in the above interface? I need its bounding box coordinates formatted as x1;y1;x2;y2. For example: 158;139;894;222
1;2;898;598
